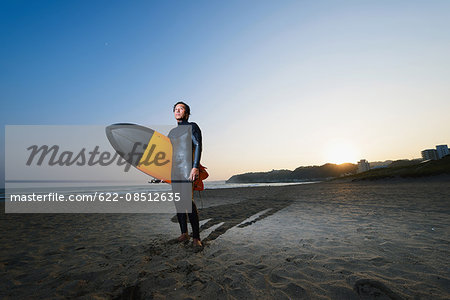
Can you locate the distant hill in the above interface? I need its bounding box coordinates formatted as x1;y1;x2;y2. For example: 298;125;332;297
342;155;450;181
226;163;357;183
226;156;450;184
369;160;393;168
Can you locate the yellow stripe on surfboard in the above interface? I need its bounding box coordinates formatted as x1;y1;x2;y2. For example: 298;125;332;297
137;131;172;183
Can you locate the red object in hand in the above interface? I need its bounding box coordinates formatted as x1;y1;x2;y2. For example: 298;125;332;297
193;164;208;191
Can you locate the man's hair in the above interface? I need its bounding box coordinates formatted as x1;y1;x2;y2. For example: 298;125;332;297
173;101;191;120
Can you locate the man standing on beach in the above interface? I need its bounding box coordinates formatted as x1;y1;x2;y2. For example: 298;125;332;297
168;101;202;247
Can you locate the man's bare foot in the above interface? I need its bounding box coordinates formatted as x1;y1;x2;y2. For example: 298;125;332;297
178;233;190;242
193;238;202;247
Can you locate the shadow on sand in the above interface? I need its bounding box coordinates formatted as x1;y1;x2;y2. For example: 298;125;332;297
171;197;293;243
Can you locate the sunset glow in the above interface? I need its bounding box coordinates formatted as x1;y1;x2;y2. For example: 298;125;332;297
325;140;359;165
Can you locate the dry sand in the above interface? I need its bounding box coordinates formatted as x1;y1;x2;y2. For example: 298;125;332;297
1;179;449;299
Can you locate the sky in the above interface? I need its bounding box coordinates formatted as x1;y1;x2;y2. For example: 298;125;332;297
1;0;450;182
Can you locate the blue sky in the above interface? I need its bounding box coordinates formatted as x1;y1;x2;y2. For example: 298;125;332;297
2;0;450;182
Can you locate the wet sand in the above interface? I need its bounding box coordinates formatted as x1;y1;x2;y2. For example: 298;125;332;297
1;179;449;299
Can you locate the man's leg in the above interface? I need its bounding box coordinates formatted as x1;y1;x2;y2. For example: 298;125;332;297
188;200;200;240
177;212;188;234
189;188;202;247
173;182;190;241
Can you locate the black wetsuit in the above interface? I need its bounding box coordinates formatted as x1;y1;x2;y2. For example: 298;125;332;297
168;120;202;240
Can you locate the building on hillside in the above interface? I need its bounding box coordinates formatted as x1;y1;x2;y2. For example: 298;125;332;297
421;149;438;161
436;145;449;159
357;159;370;173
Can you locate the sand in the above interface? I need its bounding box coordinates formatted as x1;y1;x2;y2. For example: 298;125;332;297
1;179;449;299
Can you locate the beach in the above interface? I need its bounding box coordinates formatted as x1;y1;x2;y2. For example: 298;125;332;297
1;179;449;299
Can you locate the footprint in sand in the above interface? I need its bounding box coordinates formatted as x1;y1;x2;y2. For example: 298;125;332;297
353;279;403;300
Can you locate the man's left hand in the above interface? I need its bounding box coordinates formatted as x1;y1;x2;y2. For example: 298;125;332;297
189;168;199;182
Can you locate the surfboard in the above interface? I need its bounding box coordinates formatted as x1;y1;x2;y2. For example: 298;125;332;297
105;123;173;183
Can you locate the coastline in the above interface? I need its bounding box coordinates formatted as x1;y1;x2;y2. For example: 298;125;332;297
1;179;449;299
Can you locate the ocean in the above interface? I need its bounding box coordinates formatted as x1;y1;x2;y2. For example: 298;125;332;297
1;181;316;202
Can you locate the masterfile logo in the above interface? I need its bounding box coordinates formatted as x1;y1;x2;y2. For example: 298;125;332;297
4;125;190;213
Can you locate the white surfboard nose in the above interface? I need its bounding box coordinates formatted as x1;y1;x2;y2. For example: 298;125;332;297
105;123;155;166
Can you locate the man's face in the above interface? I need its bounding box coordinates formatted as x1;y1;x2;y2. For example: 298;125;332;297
174;104;187;121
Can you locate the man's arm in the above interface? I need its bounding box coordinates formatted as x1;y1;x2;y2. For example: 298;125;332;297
189;123;202;181
191;123;202;168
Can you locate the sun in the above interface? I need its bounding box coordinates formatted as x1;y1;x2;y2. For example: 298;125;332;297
324;140;359;165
